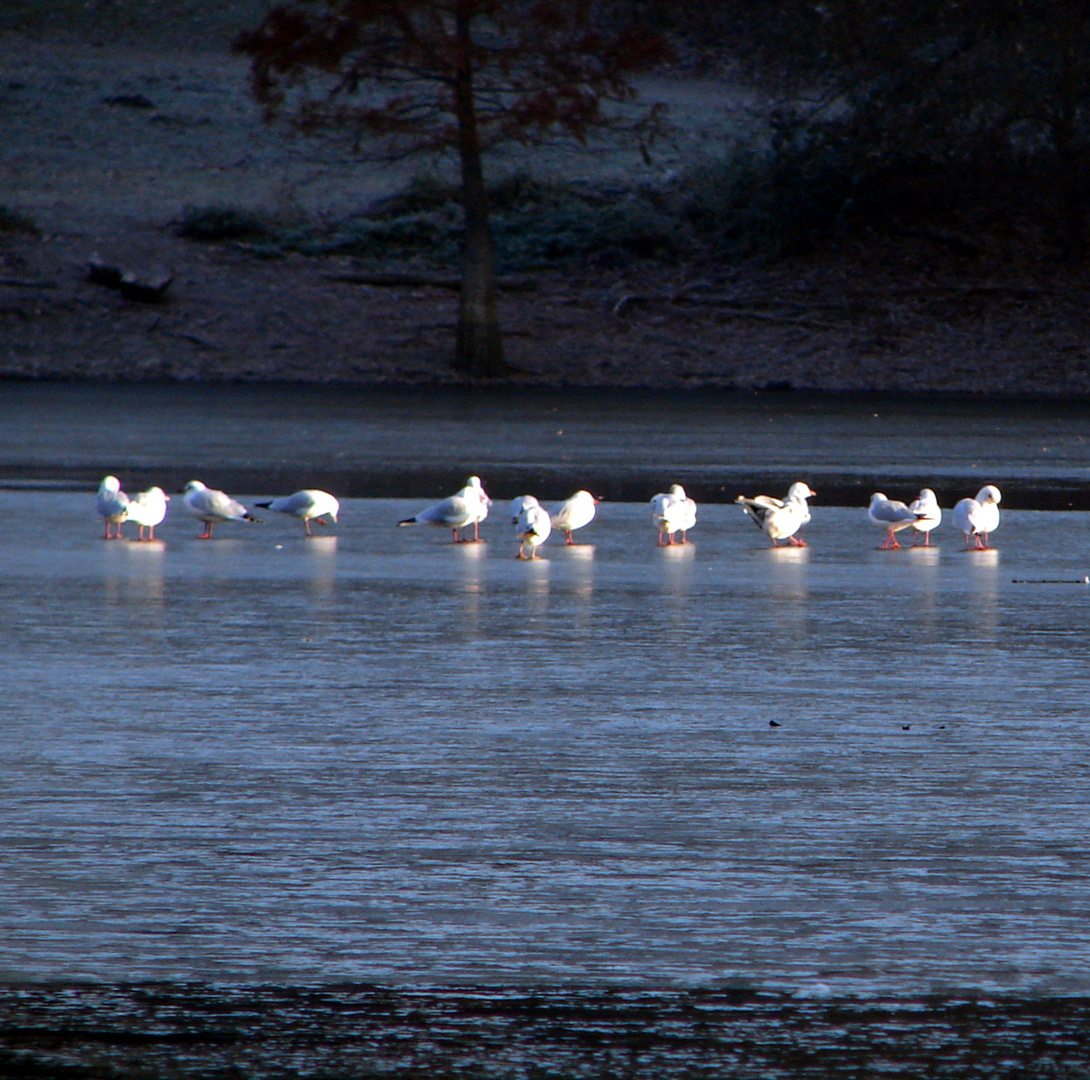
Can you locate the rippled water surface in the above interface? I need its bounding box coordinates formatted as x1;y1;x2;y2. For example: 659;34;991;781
3;481;1090;996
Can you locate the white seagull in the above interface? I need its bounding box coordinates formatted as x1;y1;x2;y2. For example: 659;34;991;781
126;486;170;541
868;492;919;550
255;489;339;536
96;475;130;540
952;485;1002;550
908;488;942;547
399;475;491;543
183;480;260;539
550;489;599;545
514;496;552;559
509;494;538;522
651;484;697;545
736;481;816;547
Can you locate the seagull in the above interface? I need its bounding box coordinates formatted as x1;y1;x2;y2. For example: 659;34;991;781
651;484;697;545
183;480;260;539
255;490;339;536
908;488;942;547
550;490;599;545
952;485;1002;550
509;494;538;522
399;475;491;543
96;475;130;540
126;486;169;541
868;492;919;549
736;481;816;547
514;496;552;559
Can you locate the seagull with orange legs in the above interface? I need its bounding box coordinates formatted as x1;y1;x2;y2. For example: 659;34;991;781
868;492;918;549
736;481;816;547
651;484;697;545
514;496;551;559
126;486;169;541
96;475;130;540
952;485;1001;550
256;490;339;536
550;489;599;545
183;480;260;539
908;488;942;547
399;475;491;543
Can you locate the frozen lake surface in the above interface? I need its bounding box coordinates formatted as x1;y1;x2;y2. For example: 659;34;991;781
3;487;1090;994
1;383;1089;1075
3;381;1090;506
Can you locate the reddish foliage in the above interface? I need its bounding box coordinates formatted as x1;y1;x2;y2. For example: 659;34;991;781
234;0;672;153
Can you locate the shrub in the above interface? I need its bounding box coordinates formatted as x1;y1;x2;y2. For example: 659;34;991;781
0;205;39;236
175;205;274;241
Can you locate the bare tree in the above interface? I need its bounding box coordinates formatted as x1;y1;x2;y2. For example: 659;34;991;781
236;0;670;377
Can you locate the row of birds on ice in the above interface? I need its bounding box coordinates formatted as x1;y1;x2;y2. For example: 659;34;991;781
95;476;1003;555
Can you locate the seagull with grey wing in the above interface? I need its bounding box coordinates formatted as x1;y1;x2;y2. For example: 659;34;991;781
736;481;816;547
399;475;491;543
513;495;551;559
183;480;261;539
96;475;130;540
255;490;339;536
952;485;1001;550
868;492;920;550
908;488;942;547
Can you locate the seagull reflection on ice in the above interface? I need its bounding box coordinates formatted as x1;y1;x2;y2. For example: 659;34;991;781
303;534;338;600
103;538;166;607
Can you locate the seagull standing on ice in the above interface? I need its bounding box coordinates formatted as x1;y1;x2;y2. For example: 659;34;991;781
868;492;919;549
651;484;697;545
550;490;599;545
183;480;260;539
952;485;1002;550
126;486;169;541
255;490;339;536
514;496;552;559
735;481;816;547
399;475;491;543
908;488;942;547
96;475;130;540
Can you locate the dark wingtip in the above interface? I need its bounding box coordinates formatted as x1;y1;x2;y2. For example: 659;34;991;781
255;501;272;509
397;518;416;527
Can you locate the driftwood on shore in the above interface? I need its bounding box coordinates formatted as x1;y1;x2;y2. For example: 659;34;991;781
326;271;538;293
88;256;173;303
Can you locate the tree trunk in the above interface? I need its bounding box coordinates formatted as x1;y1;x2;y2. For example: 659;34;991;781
451;3;509;377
